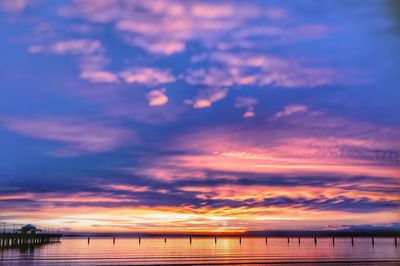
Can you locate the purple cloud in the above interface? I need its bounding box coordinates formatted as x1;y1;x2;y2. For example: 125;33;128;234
0;116;136;156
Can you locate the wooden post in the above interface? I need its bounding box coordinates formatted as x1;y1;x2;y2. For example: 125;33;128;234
298;237;300;244
139;237;141;244
113;236;115;244
164;237;166;243
314;237;317;246
332;237;335;246
287;237;290;244
214;236;217;244
395;237;397;247
265;237;268;245
351;237;354;246
372;237;374;246
190;236;192;244
88;237;90;245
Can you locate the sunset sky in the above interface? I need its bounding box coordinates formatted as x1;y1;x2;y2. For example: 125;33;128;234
0;0;399;233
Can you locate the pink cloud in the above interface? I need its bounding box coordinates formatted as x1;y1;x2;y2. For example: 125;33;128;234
125;36;185;55
243;110;255;118
116;17;237;55
275;104;308;118
80;70;119;83
61;0;263;55
0;117;136;156
187;52;343;89
120;67;176;86
103;184;150;193
185;88;228;109
190;3;236;19
28;39;115;84
178;184;397;204
185;67;235;87
134;112;400;181
235;97;258;118
0;0;27;12
146;88;168;106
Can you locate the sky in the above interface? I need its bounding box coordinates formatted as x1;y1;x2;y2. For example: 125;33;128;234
0;0;399;234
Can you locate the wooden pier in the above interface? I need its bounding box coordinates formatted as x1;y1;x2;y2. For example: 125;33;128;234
0;233;61;248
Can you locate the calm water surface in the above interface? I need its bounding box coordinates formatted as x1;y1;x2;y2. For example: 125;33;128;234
1;237;399;265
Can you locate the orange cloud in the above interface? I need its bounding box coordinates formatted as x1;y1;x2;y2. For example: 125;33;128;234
2;202;398;233
146;88;168;106
185;88;228;109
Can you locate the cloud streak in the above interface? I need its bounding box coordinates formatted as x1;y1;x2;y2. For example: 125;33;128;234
0;117;136;156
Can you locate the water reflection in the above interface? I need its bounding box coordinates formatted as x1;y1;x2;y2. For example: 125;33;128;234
0;237;398;265
1;241;61;264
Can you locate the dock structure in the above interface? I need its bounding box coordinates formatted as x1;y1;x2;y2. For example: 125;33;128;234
0;223;61;249
0;232;61;248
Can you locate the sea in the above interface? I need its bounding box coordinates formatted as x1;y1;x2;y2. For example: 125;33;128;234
1;237;399;265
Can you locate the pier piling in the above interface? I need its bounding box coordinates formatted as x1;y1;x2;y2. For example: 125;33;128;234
0;232;61;248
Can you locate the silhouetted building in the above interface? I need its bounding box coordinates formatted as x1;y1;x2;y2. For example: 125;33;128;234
20;224;40;235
